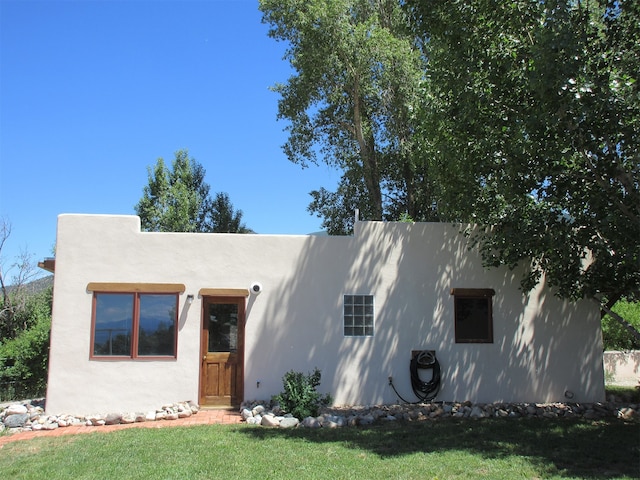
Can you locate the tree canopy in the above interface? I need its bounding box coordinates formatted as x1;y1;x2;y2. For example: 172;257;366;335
408;0;639;303
262;0;639;307
259;0;440;234
210;192;254;234
134;150;252;234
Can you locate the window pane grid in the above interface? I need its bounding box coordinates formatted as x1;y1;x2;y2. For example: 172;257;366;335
343;295;374;337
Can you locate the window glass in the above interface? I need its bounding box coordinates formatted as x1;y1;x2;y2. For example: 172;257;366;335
452;289;494;343
94;294;133;356
138;294;177;356
92;292;178;359
208;303;238;353
344;294;374;337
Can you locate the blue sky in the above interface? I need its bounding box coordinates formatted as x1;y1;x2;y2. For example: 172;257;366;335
0;0;339;281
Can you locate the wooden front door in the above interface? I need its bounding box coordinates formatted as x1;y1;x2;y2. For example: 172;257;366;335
200;297;244;407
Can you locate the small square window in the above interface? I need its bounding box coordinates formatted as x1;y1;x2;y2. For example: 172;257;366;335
451;288;494;343
344;294;374;337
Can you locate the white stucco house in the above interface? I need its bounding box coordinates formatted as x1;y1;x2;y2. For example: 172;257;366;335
43;214;605;415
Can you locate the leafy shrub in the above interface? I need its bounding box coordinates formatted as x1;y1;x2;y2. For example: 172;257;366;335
602;299;640;351
0;287;52;401
1;282;53;340
272;368;332;419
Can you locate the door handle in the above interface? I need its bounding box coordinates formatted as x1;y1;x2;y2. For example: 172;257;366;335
203;355;207;361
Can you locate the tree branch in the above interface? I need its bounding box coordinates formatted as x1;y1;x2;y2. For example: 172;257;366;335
598;298;640;344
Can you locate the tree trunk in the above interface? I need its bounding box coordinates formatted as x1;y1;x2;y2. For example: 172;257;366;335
353;78;383;220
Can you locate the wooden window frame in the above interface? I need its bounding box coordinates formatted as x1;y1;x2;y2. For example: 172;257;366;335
90;289;180;360
451;288;495;344
87;282;185;293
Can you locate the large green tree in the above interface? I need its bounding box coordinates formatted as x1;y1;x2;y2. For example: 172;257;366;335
260;0;439;234
135;150;252;234
260;0;638;335
408;0;639;311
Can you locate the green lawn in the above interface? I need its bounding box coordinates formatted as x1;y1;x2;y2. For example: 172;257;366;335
1;418;638;479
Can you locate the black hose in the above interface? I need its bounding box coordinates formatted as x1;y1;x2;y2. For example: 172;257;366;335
389;350;441;404
410;350;441;402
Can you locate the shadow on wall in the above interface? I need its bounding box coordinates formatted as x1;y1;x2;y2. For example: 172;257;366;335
247;222;602;404
604;351;640;386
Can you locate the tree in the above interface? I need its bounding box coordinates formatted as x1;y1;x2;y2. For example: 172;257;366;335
134;150;252;234
135;150;211;232
260;0;439;234
0;218;53;400
210;193;253;233
602;298;640;350
407;1;639;314
0;288;52;400
0;218;45;340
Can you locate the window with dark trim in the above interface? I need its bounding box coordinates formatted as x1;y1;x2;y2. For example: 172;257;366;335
343;294;374;337
91;292;178;358
451;288;495;343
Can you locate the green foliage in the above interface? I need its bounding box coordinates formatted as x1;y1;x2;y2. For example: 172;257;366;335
606;385;640;403
0;302;51;401
398;212;414;223
0;284;52;342
210;192;254;233
261;0;638;311
0;286;52;400
602;299;640;350
260;0;440;234
272;368;333;419
135;150;210;233
134;150;252;233
408;0;640;301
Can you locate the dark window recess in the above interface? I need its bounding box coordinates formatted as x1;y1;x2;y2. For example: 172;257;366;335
451;288;494;343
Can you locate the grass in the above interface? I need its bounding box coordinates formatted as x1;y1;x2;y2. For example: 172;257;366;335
0;417;638;479
606;385;640;403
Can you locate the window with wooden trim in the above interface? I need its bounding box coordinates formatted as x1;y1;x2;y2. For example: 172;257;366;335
451;288;495;343
343;294;374;337
91;292;178;359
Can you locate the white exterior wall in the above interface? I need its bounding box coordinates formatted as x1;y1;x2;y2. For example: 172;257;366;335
603;351;640;386
46;214;605;415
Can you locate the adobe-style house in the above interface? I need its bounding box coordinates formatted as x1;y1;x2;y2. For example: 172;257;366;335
44;214;604;415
